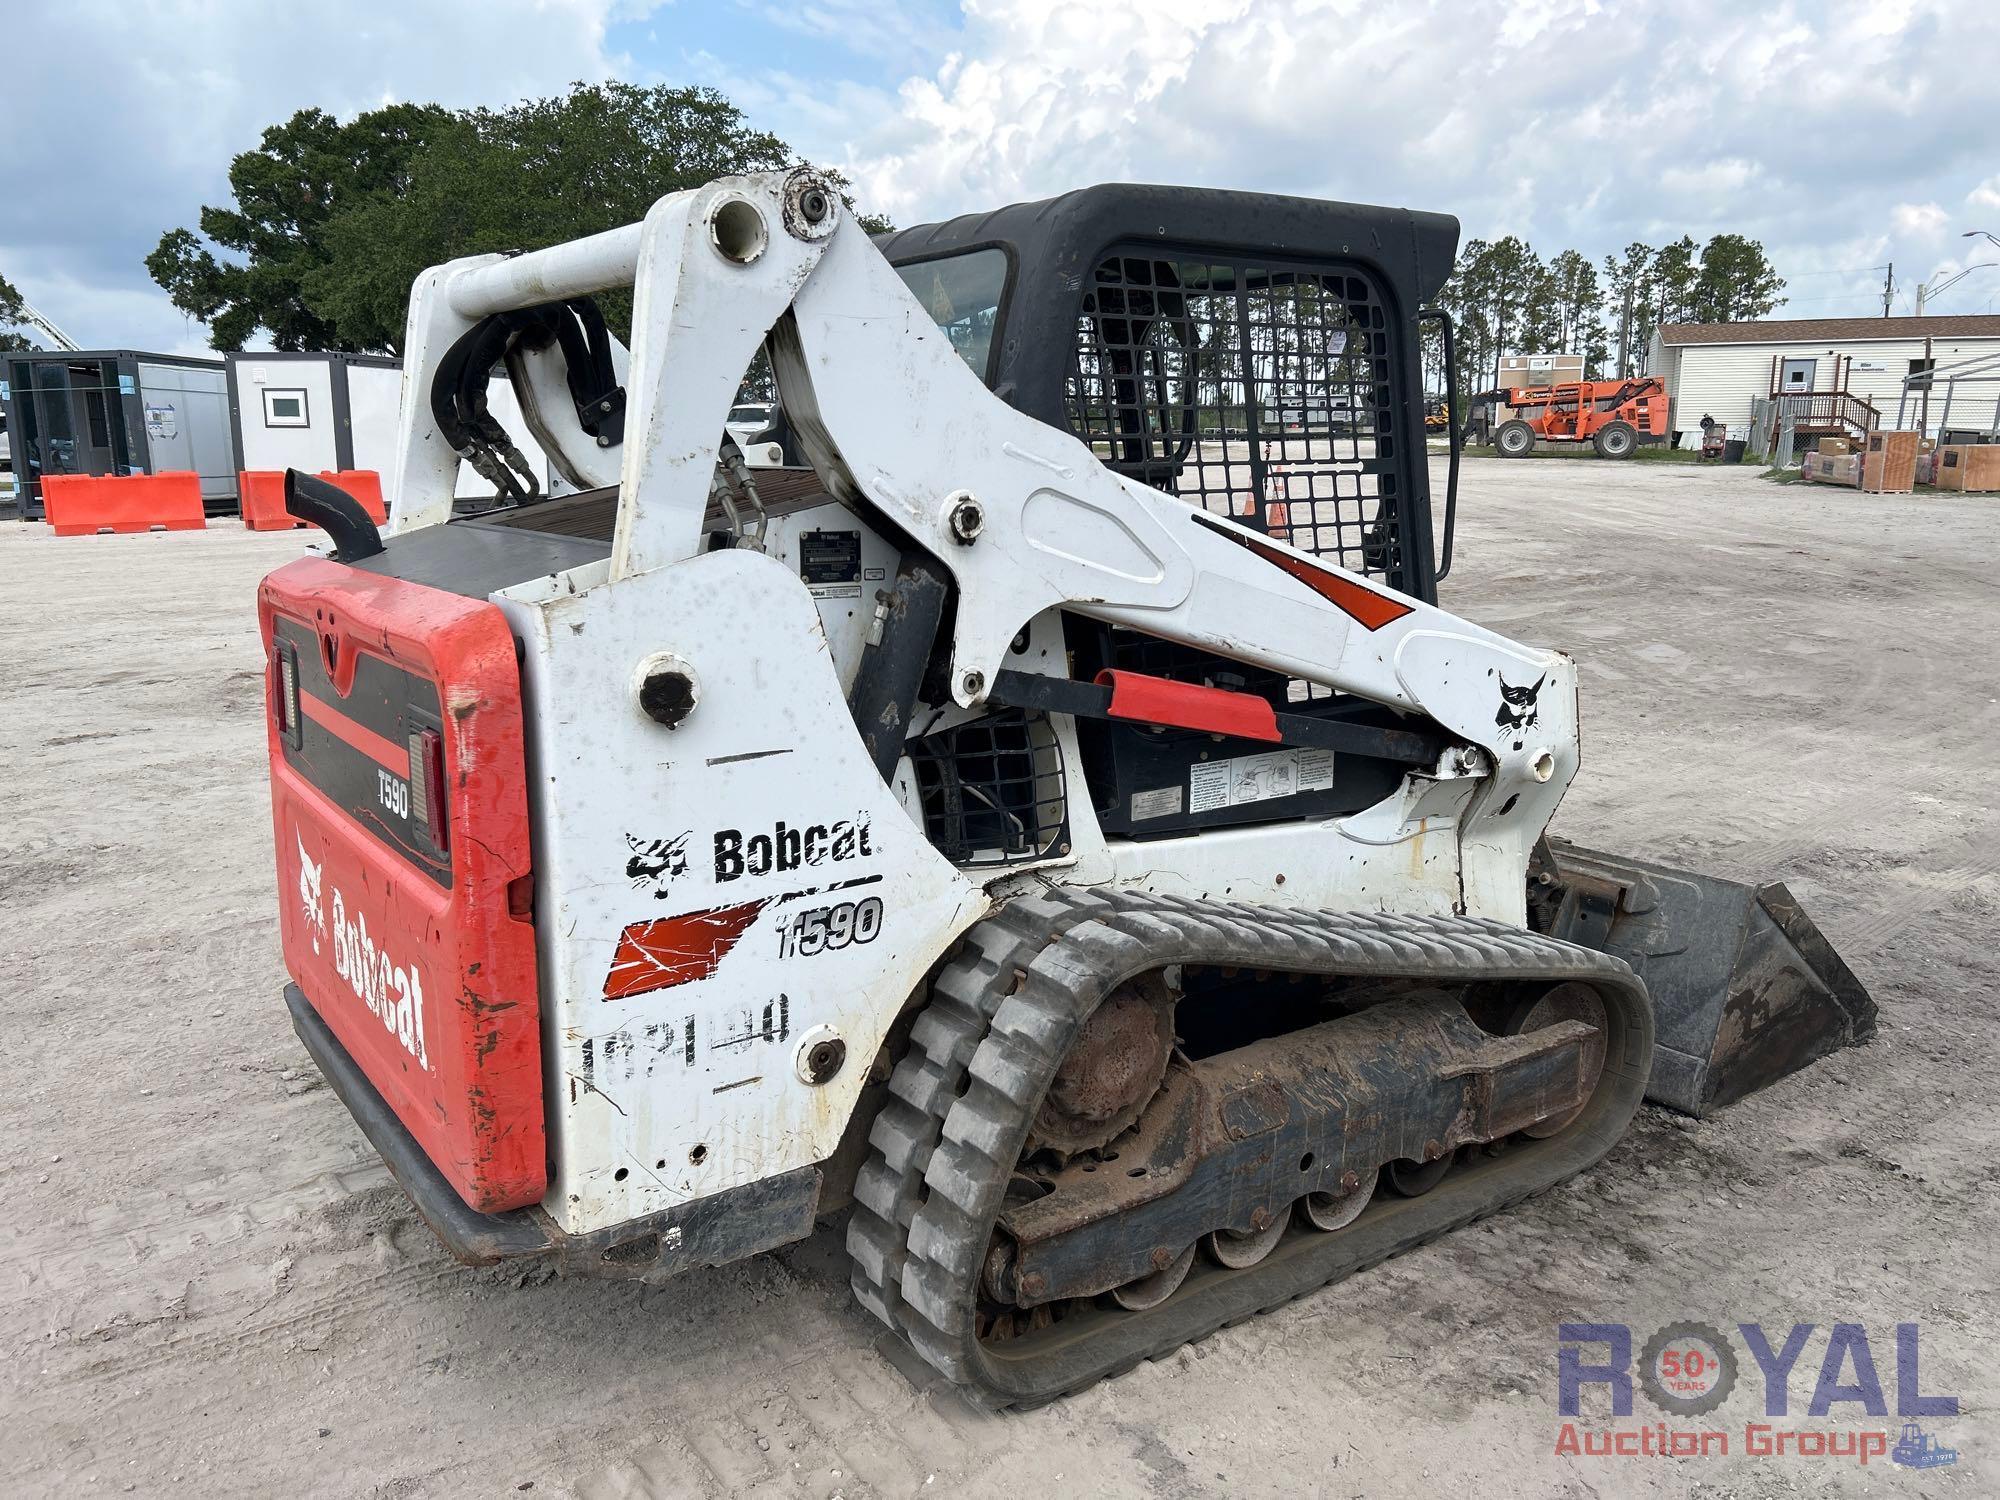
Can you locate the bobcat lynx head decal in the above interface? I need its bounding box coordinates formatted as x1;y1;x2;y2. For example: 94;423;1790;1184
1495;673;1546;733
296;830;326;954
626;832;691;899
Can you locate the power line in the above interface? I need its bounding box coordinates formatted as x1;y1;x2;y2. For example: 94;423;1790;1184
1777;292;1898;308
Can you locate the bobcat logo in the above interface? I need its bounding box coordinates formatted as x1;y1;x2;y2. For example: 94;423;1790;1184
296;831;326;954
625;832;691;899
1495;674;1546;733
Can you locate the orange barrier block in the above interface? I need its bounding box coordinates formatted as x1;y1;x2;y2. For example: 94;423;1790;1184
43;473;206;536
318;471;387;523
238;471;304;531
239;470;387;531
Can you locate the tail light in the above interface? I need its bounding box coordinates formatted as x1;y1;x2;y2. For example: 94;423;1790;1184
272;641;302;749
408;726;449;852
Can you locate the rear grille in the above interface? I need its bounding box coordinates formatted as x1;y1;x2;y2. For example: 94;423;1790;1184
1065;249;1404;584
908;709;1067;867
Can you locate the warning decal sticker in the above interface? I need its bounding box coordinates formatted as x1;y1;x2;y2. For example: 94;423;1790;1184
1189;747;1334;814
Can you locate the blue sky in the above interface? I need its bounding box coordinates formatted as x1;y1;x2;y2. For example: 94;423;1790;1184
611;0;965;93
5;1;1999;356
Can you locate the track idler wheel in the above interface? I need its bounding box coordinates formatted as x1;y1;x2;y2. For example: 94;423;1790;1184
1027;972;1176;1157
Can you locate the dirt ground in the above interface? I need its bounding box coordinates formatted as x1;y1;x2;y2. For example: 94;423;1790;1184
3;458;1995;1498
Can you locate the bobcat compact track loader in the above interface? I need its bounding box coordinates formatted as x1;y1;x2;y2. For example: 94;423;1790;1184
260;168;1873;1404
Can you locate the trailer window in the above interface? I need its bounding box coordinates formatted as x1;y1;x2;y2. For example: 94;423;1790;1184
263;389;309;427
84;389;110;447
895;249;1009;383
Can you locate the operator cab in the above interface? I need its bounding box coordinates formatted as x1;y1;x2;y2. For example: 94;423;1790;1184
872;186;1460;839
875;184;1458;607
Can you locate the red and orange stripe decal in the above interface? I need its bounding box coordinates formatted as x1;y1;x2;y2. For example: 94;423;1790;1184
603;898;770;1000
1193;512;1415;631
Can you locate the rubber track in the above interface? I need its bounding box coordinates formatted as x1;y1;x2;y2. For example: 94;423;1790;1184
847;887;1655;1407
846;887;1119;1330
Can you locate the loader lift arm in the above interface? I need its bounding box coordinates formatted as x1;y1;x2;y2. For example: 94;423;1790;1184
389;169;1576;843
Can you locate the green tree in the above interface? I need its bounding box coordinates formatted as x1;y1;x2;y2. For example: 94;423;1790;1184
1691;233;1786;323
1649;236;1700;326
1544;249;1609;376
151;83;877;355
1599;242;1656;375
311;83;802;351
1434;235;1547;393
1516;256;1563;354
0;268;39;352
1431;237;1489;397
1428;226;1789;393
147;102;457;351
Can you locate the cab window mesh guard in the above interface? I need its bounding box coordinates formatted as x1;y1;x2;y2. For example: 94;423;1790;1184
1064;250;1405;589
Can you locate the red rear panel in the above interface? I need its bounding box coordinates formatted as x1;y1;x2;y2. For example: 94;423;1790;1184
260;556;544;1213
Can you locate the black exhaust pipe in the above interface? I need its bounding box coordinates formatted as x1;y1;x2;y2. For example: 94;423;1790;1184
284;468;384;563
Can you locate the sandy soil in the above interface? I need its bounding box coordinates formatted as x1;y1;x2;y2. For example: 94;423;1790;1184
2;459;1995;1497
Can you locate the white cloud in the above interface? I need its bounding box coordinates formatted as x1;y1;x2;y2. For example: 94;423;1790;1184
1661;160;1762;198
800;0;2000;323
1892;202;1950;237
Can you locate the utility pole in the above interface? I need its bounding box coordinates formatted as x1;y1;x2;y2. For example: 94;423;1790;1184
1881;262;1894;318
1617;285;1633;379
1921;334;1933;435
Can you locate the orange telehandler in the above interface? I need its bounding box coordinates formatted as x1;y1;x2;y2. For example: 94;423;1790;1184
1481;375;1670;458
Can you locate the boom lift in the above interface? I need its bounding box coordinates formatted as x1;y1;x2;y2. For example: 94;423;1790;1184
260;170;1872;1404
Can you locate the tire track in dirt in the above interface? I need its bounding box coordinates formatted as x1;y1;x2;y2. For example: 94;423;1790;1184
1836;833;2000;956
11;474;2000;1499
0;1154;390;1318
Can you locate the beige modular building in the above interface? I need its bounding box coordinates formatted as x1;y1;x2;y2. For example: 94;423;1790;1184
1495;352;1586;389
1650;314;2000;440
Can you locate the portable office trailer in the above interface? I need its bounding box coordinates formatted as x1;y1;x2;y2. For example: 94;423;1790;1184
0;351;235;518
227;351;402;477
226;350;551;506
1651;316;2000;440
